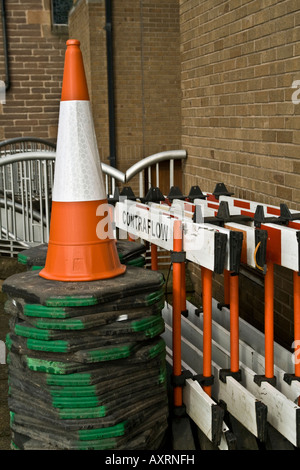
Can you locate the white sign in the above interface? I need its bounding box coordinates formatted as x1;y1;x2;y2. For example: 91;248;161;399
115;201;174;250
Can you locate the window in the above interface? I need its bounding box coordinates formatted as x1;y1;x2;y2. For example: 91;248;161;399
51;0;73;26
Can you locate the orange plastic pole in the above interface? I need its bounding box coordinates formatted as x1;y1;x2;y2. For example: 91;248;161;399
172;220;183;407
151;243;158;271
230;274;239;373
201;266;212;396
264;262;274;379
224;269;230;305
293;272;300;378
181;259;187;315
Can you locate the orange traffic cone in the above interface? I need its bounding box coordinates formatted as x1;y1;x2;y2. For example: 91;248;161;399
39;39;126;281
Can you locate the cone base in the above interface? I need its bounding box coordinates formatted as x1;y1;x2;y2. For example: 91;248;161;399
39;240;126;282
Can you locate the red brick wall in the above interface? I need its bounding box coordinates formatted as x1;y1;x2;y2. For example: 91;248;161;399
180;0;300;348
69;0;182;194
0;0;68;142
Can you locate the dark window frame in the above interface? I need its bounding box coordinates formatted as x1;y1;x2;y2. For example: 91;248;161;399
51;0;73;31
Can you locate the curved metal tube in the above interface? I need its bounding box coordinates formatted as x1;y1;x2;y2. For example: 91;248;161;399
0;136;56;149
0;151;56;166
101;162;126;183
125;150;187;182
0;149;187;184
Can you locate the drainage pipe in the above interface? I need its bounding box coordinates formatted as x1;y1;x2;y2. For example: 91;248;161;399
1;0;10;91
105;0;116;168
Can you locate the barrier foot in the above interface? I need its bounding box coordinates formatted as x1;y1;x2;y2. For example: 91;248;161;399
254;375;277;387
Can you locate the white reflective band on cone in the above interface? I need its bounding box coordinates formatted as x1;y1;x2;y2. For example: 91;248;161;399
52;100;106;202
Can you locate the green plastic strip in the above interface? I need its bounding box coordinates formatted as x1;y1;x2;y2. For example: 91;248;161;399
26;357;74;374
45;296;99;308
26;338;69;353
59;405;106;419
46;373;92;387
17;253;28;265
147;339;166;359
86;344;134;362
24;304;67;319
78;421;127;441
131;316;162;332
14;324;51;341
10;411;15;425
11;441;20;450
34;318;85;330
143;321;165;339
146;289;164;305
5;334;12;351
52;395;100;409
126;257;145;267
49;384;97;398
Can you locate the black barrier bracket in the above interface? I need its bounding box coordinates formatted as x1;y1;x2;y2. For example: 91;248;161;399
253;375;277;387
283;373;300;385
181;309;189;318
212;183;234;200
167;186;186;201
254;203;300;228
254;229;268;272
173;404;187;418
219;368;242;384
256;401;268;442
229;231;243;274
217;302;230;311
211;404;225;447
171;370;193;388
214;232;227;274
204;201;253;227
141;186;165;203
296;408;300;448
194;307;203;317
187;185;207;201
192;374;214;387
170;250;186;263
120;186;137;200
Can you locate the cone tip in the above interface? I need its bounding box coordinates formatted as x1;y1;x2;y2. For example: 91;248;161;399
61;38;89;102
67;39;80;47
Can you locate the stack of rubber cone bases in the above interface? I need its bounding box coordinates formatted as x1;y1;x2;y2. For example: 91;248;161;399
3;40;169;450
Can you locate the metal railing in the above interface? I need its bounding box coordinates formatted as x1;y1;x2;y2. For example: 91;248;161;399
0;141;187;257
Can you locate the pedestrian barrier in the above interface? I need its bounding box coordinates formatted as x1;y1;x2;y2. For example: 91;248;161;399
114;184;300;449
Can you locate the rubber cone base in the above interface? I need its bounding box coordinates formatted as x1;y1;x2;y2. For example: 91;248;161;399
39;201;126;282
39;239;126;282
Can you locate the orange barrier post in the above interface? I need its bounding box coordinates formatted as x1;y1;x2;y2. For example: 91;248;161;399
151;243;158;271
172;220;183;408
40;39;125;282
181;259;187;317
201;266;212;396
264;262;274;379
224;269;230;306
230;273;239;373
